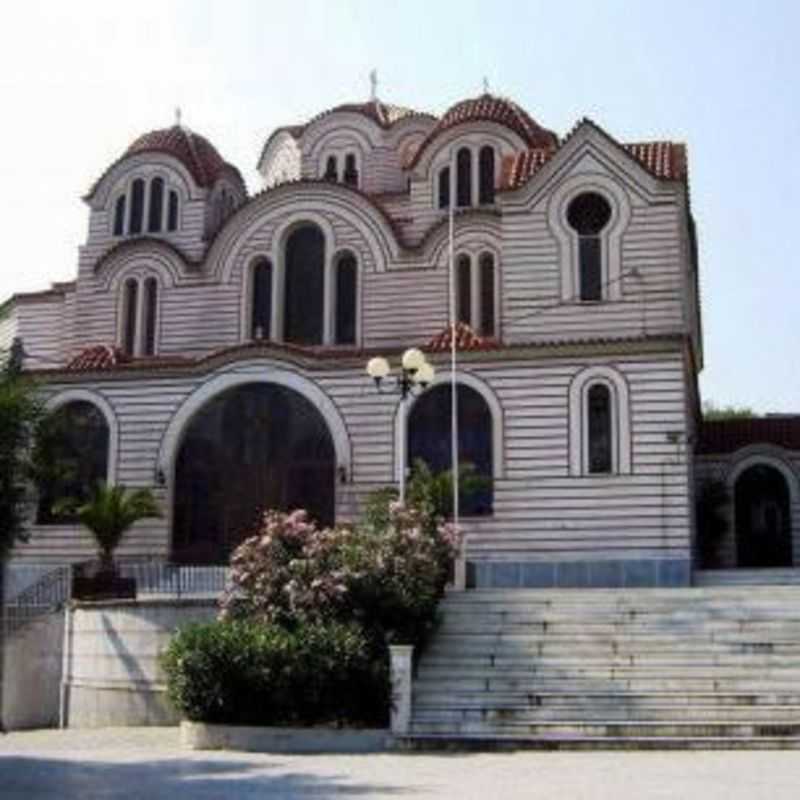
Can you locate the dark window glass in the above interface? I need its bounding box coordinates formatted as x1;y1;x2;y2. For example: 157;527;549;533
567;192;612;302
122;278;138;356
457;255;472;326
324;156;338;181
113;195;126;236
335;253;357;344
129;179;145;235
408;384;493;515
587;383;612;474
251;258;272;339
438;166;450;209
148;177;164;233
456;147;472;207
285;224;324;344
479;146;495;204
343;153;359;187
480;253;495;336
36;401;109;524
143;278;158;355
172;383;335;564
167;191;179;231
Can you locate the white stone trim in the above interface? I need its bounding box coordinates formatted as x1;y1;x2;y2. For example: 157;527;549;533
45;389;119;485
548;173;632;302
568;365;632;476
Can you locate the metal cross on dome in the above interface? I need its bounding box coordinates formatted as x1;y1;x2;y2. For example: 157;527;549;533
483;77;490;94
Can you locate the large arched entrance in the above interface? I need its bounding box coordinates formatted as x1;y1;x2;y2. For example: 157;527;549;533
735;463;793;568
172;382;335;564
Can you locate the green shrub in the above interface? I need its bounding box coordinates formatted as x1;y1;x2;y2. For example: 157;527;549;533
162;619;389;727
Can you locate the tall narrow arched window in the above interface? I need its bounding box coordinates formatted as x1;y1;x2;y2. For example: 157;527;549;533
479;252;496;336
479;146;495;205
587;383;612;474
324;156;338;182
567;192;612;302
408;384;494;515
456;147;472;207
129;178;145;235
438;166;451;209
167;190;179;231
148;177;164;233
122;278;138;356
36;401;110;524
113;195;126;236
457;255;472;325
251;257;273;339
285;225;325;344
343;153;359;187
143;277;158;356
335;252;357;345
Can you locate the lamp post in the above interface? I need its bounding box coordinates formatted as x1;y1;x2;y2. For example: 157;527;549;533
365;348;435;504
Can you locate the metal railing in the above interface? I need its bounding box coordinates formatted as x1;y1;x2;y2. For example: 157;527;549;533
3;565;72;636
115;561;230;598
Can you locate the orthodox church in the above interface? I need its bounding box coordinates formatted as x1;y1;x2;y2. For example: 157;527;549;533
2;87;798;590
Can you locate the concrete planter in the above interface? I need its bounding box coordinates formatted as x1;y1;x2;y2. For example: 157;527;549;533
180;721;391;753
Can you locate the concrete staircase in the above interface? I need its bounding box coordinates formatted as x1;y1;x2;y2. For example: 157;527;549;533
404;587;800;749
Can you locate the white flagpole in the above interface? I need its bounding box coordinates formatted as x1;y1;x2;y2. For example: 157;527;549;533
448;150;459;529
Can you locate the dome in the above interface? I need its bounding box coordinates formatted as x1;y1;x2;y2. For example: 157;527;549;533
406;93;557;168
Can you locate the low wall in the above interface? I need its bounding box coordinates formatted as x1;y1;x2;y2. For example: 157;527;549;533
2;610;65;730
63;597;217;728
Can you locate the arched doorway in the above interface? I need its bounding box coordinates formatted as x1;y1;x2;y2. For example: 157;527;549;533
735;463;793;568
172;383;335;564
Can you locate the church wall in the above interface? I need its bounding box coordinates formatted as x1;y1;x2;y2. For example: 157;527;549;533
0;304;17;356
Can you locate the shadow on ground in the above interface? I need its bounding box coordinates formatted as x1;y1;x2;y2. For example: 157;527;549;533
0;755;411;799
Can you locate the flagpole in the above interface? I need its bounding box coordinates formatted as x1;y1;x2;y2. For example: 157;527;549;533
448;150;459;529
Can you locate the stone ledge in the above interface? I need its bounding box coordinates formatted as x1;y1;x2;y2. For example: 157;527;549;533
180;721;391;753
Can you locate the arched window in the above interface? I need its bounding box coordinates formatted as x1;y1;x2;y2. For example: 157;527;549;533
324;156;338;182
148;177;164;233
479;146;495;205
457;254;472;325
335;252;357;345
587;383;612;474
343;153;359;187
167;190;179;231
479;252;495;337
284;225;325;344
129;178;145;235
143;277;158;356
250;257;273;339
438;166;451;209
408;384;493;515
567;192;612;301
113;195;126;236
122;278;138;357
456;147;472;207
36;401;109;524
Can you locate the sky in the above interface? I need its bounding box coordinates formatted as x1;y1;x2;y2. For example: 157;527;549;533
0;0;797;412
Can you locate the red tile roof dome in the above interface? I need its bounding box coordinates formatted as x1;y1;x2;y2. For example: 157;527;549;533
406;94;558;168
125;125;241;188
426;322;500;353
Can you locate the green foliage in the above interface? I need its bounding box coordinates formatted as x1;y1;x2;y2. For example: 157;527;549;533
161;619;389;727
406;458;491;519
695;478;731;568
59;483;161;566
702;402;755;420
0;372;43;560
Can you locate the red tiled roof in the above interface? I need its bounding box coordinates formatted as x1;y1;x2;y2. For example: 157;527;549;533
66;345;129;371
697;417;800;455
308;100;434;130
406;94;558;169
426;322;500;353
500;140;688;190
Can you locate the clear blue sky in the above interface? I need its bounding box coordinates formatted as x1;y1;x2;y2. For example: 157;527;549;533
1;0;797;411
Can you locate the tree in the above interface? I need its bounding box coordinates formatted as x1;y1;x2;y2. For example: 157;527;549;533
702;401;755;420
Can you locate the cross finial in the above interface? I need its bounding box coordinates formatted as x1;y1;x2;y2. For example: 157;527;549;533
369;69;378;101
175;106;182;127
482;76;490;94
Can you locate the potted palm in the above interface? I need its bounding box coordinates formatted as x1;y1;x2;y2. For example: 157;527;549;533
68;483;162;600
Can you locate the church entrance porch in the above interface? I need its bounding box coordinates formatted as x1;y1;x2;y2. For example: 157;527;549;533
171;382;335;565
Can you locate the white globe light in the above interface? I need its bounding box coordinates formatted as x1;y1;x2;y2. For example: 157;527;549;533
401;347;426;371
414;362;435;386
366;356;390;380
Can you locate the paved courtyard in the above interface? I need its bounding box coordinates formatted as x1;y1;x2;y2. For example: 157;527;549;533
0;727;797;799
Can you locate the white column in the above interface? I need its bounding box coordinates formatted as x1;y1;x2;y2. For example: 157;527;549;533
389;644;414;736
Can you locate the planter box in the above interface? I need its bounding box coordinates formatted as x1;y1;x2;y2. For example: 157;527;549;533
72;574;137;601
180;721;391;753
